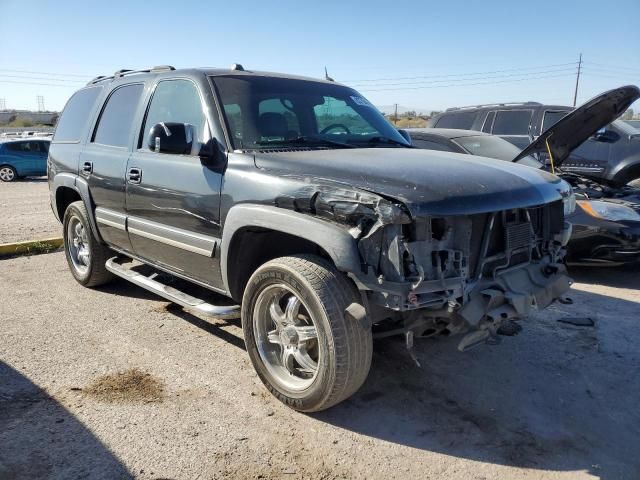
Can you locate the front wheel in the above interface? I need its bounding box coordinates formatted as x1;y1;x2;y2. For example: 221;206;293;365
242;255;372;412
0;165;17;182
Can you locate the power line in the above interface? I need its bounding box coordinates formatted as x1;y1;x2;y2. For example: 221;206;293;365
583;62;640;74
0;74;86;83
348;67;578;88
0;68;92;78
358;72;576;93
0;79;79;88
341;62;579;83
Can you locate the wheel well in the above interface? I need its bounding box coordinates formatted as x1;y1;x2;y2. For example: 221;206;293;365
55;187;82;220
226;227;332;302
612;162;640;185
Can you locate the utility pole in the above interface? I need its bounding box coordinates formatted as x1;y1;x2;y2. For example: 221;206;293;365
573;53;582;107
394;103;398;125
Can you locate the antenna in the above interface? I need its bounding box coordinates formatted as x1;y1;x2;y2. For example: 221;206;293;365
324;66;334;82
36;95;45;112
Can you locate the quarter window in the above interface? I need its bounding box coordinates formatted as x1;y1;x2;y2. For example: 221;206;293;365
93;84;144;148
53;87;102;143
141;79;208;153
491;110;533;135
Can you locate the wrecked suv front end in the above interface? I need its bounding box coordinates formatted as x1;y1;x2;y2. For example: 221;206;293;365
350;193;572;351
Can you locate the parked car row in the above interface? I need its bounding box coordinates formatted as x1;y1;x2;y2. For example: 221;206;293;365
428;98;640;186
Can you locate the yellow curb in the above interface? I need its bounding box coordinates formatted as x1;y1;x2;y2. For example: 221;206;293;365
0;237;64;258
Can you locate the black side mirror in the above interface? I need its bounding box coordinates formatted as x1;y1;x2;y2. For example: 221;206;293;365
593;129;619;143
397;129;412;145
147;122;193;154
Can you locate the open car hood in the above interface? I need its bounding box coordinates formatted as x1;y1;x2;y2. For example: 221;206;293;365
513;85;640;165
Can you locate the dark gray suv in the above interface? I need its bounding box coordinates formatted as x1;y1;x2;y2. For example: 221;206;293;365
429;97;640;185
48;65;573;411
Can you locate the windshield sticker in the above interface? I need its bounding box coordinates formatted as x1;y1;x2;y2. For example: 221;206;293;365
350;96;373;108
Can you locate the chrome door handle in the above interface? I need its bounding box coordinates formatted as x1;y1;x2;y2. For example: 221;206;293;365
127;167;142;184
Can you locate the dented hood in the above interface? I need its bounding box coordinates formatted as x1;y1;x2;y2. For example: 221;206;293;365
514;85;640;165
254;148;569;217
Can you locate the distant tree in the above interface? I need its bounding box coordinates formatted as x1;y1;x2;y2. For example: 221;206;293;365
622;108;634;120
430;111;442;117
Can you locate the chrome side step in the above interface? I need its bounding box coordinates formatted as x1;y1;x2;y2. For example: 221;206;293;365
105;256;240;319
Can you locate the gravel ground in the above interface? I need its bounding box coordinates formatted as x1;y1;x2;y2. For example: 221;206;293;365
0;178;60;244
1;252;639;480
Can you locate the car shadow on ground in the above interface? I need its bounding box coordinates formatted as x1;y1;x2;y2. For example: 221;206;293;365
569;263;640;289
314;287;640;480
0;361;133;479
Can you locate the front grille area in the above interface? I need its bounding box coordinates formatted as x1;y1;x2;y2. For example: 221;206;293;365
469;200;564;277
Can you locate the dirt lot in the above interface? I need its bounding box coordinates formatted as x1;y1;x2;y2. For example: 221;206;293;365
0;178;60;244
1;252;639;480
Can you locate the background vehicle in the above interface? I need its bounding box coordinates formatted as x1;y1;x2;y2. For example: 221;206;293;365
428;95;640;185
0;138;50;182
411;86;640;266
48;65;572;412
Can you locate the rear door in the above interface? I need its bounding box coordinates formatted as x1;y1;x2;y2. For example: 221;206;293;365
80;83;145;251
125;77;225;288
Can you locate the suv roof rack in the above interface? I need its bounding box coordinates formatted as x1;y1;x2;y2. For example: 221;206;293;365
445;101;542;112
86;65;176;86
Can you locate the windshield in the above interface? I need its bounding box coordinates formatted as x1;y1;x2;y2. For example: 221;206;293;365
211;75;410;150
453;135;542;168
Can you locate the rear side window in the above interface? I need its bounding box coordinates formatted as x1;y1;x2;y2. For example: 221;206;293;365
491;110;533;135
53;87;101;142
434;111;477;130
93;84;144;148
542;110;569;132
5;141;45;152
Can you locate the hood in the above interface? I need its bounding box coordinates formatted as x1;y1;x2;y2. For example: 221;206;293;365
254;148;569;217
514;85;640;165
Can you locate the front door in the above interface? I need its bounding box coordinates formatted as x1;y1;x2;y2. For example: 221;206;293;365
125;78;224;288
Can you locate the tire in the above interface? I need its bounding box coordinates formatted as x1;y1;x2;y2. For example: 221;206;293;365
62;200;114;287
242;254;373;412
0;165;17;182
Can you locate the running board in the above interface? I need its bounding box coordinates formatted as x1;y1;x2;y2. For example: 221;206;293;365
105;256;240;319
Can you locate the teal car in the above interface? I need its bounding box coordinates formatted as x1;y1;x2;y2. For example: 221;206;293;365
0;139;50;182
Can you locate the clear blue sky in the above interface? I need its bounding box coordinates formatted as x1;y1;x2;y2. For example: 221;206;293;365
1;0;639;113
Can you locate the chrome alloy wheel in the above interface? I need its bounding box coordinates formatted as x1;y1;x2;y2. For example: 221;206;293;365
253;284;320;391
67;216;90;274
0;166;15;182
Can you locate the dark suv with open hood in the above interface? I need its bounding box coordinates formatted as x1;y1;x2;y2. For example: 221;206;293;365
48;65;573;411
428;95;640;185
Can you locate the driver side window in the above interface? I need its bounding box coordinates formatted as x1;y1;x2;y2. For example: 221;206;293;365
141;79;209;153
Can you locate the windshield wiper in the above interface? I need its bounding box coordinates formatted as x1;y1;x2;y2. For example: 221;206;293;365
357;136;414;148
253;136;355;149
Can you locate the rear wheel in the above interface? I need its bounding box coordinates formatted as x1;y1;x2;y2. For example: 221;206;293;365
0;165;17;182
242;255;372;412
63;201;114;287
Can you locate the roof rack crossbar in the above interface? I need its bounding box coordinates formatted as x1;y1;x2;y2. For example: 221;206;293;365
445;101;542;111
86;65;176;86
